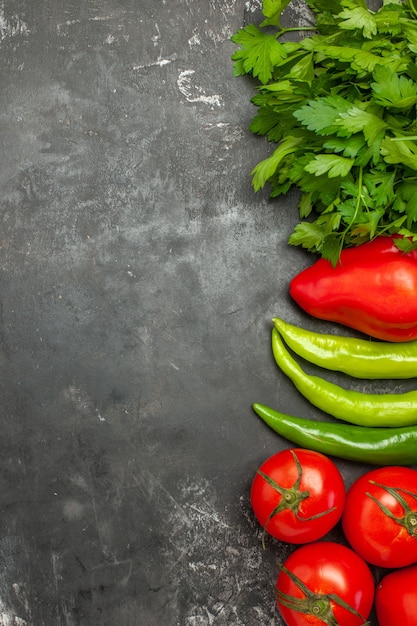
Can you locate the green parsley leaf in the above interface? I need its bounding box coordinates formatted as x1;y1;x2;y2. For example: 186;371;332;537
261;0;292;27
303;40;409;73
351;208;386;239
395;182;417;227
304;154;355;178
321;233;344;266
298;192;313;218
394;233;417;252
338;6;377;39
381;137;417;170
403;23;417;55
258;79;307;105
287;53;315;84
293;96;353;135
231;25;287;84
288;221;327;251
335;106;388;144
251;135;304;191
406;191;417;228
249;106;297;142
289;157;342;205
307;0;343;15
374;8;402;36
323;135;366;158
371;65;417;109
363;168;396;206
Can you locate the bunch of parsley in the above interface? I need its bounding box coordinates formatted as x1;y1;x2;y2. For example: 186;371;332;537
232;0;417;263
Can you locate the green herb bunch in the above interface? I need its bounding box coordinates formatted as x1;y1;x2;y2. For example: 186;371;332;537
232;0;417;263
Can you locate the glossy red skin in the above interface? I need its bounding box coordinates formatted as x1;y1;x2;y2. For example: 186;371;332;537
250;448;345;544
375;563;417;626
289;236;417;342
276;541;375;626
342;466;417;568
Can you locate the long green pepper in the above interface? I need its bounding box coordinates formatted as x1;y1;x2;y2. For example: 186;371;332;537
273;317;417;379
253;403;417;466
271;327;417;427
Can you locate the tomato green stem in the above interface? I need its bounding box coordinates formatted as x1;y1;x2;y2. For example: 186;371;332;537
277;563;369;626
258;450;337;548
366;480;417;538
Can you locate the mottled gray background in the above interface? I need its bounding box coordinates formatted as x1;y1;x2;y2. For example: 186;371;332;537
0;1;385;624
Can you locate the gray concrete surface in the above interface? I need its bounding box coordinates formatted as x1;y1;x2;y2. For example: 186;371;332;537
0;1;387;624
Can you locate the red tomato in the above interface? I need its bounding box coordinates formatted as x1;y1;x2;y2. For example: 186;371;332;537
375;563;417;626
276;541;374;626
342;466;417;568
250;448;345;544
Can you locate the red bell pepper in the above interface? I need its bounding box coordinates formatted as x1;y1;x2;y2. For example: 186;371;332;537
289;236;417;342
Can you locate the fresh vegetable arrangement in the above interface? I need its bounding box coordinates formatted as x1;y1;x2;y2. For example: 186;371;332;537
251;312;417;621
232;0;417;624
251;314;417;622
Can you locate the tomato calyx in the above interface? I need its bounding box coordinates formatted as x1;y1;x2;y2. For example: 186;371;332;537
366;480;417;538
258;450;337;545
277;563;370;626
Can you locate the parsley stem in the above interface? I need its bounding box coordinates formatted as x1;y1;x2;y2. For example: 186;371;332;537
277;26;316;37
409;0;417;19
352;166;364;225
391;136;417;141
340;165;363;249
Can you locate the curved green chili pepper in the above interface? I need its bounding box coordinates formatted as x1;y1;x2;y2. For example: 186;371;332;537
271;327;417;427
273;317;417;379
253;402;417;466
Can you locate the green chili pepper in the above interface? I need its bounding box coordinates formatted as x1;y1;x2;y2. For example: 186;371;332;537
253;402;417;466
271;327;417;427
273;317;417;379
